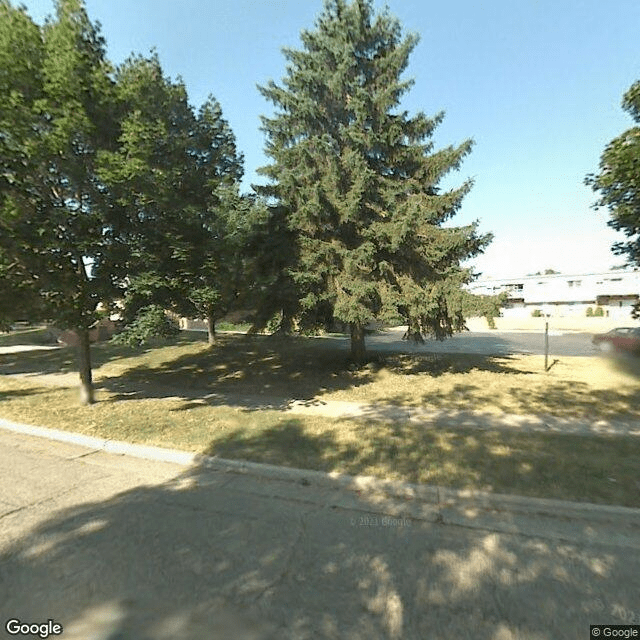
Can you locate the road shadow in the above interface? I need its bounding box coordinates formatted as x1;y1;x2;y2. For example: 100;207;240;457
1;450;638;640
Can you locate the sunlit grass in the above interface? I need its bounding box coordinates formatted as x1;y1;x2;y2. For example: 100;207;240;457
1;332;639;507
3;332;636;420
0;375;639;507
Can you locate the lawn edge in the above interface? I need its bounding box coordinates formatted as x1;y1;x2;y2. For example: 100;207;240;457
2;416;639;525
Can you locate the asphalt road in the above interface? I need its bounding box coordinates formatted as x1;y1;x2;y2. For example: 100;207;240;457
1;428;639;640
0;328;601;359
365;329;599;357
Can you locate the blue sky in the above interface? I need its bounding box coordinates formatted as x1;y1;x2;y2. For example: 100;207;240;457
20;0;640;279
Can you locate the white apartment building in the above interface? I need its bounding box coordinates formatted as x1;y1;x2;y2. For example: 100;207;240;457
467;269;640;320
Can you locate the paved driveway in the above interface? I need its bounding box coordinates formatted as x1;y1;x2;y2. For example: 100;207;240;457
1;428;639;640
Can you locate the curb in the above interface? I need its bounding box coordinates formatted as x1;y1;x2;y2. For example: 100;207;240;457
2;417;640;526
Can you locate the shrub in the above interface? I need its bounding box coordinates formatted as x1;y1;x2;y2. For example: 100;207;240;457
111;305;180;347
531;309;543;317
586;307;593;317
594;306;604;317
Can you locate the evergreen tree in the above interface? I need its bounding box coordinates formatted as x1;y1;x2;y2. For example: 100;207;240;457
0;0;120;404
247;202;302;335
257;0;492;363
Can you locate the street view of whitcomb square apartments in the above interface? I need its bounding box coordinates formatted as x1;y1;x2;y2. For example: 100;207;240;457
1;0;639;638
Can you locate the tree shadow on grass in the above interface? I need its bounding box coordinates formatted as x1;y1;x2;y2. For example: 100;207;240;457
604;350;640;379
379;380;640;424
2;440;638;640
0;386;49;400
96;337;532;409
204;419;352;472
383;352;533;377
203;417;640;508
0;341;162;377
504;382;640;423
372;355;640;423
7;334;639;426
0;347;77;376
97;334;378;407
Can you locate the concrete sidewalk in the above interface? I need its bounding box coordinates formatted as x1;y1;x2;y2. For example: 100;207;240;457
1;422;639;639
279;400;640;437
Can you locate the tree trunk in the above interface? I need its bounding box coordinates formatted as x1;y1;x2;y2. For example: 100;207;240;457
350;322;366;365
77;328;95;405
207;314;216;346
402;317;424;343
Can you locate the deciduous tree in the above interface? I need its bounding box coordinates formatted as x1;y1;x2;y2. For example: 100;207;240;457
98;54;248;346
0;0;121;403
587;81;640;267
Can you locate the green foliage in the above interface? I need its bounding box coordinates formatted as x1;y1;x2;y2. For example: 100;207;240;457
97;53;251;337
0;0;121;332
593;306;604;317
531;309;543;318
587;80;640;265
460;290;507;328
0;0;129;402
111;305;179;347
256;0;491;355
586;307;593;317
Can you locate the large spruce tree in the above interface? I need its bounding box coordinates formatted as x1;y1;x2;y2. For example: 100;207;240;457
257;0;492;362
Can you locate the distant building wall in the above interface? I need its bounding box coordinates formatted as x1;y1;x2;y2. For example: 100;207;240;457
57;319;117;346
467;269;640;320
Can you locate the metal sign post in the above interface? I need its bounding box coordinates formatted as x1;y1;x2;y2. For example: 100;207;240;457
544;322;549;371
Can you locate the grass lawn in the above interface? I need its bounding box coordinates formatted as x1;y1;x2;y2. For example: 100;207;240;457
0;326;58;347
0;331;639;507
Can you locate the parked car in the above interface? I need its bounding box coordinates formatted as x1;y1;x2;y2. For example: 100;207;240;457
592;327;640;354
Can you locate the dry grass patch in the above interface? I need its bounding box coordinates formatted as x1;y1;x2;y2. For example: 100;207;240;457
1;332;640;422
329;353;640;421
0;375;638;507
